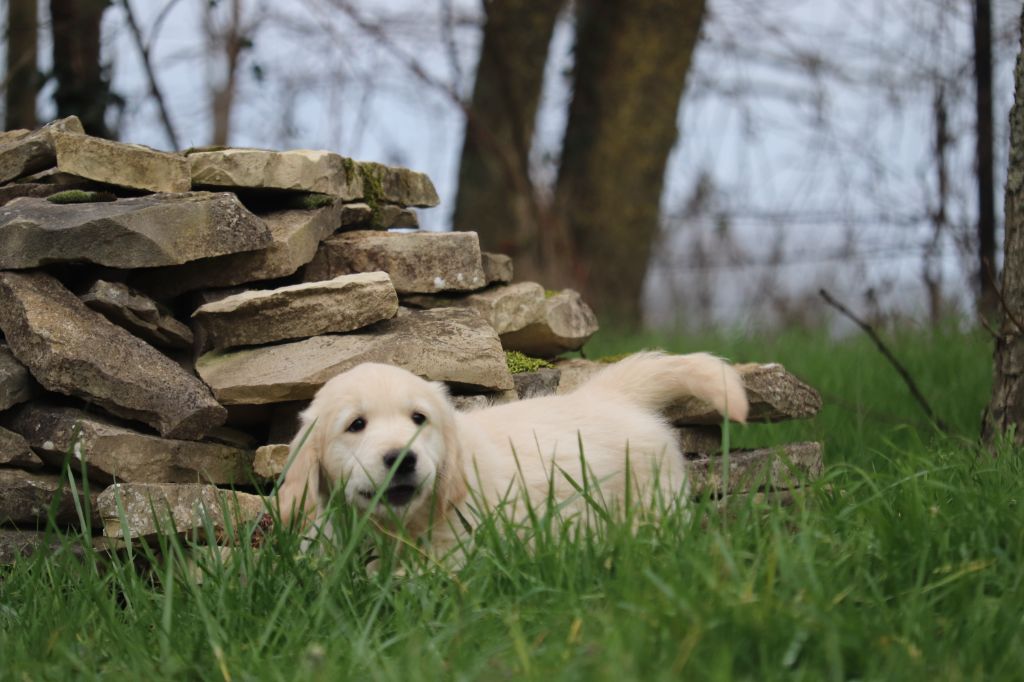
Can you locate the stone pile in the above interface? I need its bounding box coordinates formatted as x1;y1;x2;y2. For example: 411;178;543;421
0;118;822;562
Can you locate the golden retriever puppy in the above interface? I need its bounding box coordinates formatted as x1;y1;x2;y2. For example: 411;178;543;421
277;351;748;557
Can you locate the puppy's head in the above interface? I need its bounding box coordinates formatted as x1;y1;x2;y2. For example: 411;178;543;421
277;363;463;528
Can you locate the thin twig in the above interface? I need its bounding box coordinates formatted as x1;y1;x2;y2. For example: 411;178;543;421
819;288;947;433
119;0;180;149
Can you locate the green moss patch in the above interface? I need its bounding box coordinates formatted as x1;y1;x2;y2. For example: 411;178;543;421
46;190;117;204
505;350;554;374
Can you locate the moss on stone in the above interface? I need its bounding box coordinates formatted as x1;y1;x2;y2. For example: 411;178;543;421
596;352;632;364
544;289;560;298
505;350;554;374
46;189;117;204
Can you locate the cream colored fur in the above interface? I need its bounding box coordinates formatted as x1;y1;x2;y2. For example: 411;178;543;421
277;351;748;557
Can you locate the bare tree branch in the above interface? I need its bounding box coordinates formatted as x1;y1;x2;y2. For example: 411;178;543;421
119;0;180;149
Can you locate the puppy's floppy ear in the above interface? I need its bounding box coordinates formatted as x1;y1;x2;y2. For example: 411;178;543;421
276;405;323;526
430;382;468;508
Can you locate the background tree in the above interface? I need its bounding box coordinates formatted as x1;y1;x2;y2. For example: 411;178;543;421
984;3;1024;443
50;0;115;138
452;0;562;284
5;0;38;130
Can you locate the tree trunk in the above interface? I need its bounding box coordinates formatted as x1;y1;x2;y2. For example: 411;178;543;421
976;0;997;318
205;0;247;147
5;0;38;130
554;0;707;325
50;0;113;138
983;5;1024;443
452;0;563;282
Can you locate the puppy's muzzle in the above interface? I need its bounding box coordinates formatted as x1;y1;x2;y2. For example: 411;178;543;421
359;449;420;508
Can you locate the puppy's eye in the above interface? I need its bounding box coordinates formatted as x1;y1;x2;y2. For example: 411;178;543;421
411;412;427;426
347;417;366;433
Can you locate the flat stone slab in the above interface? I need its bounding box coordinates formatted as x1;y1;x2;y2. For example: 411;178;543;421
404;282;546;335
132;203;356;298
0;425;41;468
556;359;822;424
81;280;193;350
304;230;487;294
0;116;84;184
254;444;291;480
0;343;37;410
189;148;363;199
192;272;399;349
513;368;561;399
372;205;418;228
500;289;599;357
50;130;190;192
0;272;226;439
358;161;440;207
482;252;513;284
0;468;98;527
8;405;254;485
97;483;265;540
0;192;272;269
688;442;824;497
196;307;514;404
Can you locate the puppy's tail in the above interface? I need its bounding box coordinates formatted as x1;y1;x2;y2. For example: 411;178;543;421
580;351;749;423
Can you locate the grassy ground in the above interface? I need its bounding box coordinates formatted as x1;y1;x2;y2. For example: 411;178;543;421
2;325;1021;681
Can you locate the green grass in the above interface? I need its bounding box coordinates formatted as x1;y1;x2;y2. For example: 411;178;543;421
3;325;1022;680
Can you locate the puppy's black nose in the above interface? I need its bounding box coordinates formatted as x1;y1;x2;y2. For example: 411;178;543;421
383;449;417;475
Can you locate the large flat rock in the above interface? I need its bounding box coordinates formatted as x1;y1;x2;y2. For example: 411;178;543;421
688;442;824;497
358;161;440;207
499;289;599;357
81;280;193;350
555;359;822;424
97;483;265;540
192;272;399;349
0;192;272;269
0;272;226;439
131;203;356;297
189;148;363;199
304;230;487;294
0;116;84;183
0;343;37;410
8;405;253;485
404;282;546;335
0;468;98;527
196;307;514;404
50;130;191;193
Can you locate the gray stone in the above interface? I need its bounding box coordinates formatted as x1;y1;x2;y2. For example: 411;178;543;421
0;116;84;184
688;442;824;497
500;289;599;357
97;483;265;540
0;468;98;527
304;230;487;294
0;192;272;269
556;359;822;425
403;282;547;336
0;425;42;468
0;180;93;206
191;272;399;349
0;529;47;565
663;363;822;425
0;272;226;439
196;307;514;404
451;395;494;412
254;444;291;480
358;161;440;207
81;280;193;350
50;130;190;192
189;148;363;199
372;205;418;228
131;203;360;298
0;343;36;410
513;368;562;399
482;252;513;284
8;405;254;485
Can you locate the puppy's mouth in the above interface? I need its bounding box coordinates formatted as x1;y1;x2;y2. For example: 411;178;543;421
359;483;419;507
